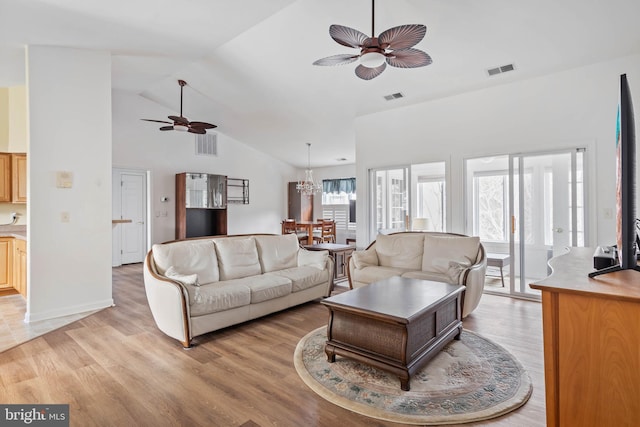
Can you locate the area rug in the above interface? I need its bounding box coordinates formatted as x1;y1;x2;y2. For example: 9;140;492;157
293;327;532;425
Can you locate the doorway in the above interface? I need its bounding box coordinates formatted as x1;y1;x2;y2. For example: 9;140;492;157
112;168;149;266
466;148;586;299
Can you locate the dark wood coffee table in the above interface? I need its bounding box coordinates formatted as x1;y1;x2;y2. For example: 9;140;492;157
321;276;464;391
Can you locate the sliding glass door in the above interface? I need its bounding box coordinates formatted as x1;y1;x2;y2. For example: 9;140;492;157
467;148;586;299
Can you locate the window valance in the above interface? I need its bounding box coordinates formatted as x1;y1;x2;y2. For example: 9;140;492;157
323;178;356;194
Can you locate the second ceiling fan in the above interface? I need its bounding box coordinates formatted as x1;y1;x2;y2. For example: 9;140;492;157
142;79;217;135
313;0;432;80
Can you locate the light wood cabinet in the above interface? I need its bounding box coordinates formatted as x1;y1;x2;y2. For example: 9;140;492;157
11;153;27;203
13;238;26;297
530;247;640;427
0;152;27;204
0;153;11;202
0;237;13;290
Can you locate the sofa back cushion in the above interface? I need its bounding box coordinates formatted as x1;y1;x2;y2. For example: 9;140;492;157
254;234;299;273
152;239;219;285
375;233;425;269
214;237;262;280
421;235;480;281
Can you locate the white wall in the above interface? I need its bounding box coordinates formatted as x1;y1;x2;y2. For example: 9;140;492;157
355;53;640;247
27;46;113;321
112;90;297;245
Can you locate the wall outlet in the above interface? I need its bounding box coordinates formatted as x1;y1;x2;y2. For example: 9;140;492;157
60;212;70;222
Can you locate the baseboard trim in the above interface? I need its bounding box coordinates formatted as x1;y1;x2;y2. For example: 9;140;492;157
24;298;114;323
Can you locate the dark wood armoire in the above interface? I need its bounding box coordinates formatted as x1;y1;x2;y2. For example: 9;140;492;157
288;182;313;221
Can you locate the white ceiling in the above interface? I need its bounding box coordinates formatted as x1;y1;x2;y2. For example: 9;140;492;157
1;0;640;168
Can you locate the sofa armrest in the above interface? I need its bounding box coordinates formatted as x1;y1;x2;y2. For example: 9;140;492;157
460;246;487;318
143;251;192;348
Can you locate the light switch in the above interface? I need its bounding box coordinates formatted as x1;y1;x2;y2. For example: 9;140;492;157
56;171;73;188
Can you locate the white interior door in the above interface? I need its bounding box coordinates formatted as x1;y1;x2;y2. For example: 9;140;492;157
113;169;147;266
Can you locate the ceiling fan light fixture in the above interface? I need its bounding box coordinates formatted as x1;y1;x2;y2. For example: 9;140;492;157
360;51;386;68
174;124;189;132
313;0;431;80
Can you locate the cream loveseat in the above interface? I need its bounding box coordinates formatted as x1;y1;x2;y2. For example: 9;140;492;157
347;232;486;318
143;233;334;348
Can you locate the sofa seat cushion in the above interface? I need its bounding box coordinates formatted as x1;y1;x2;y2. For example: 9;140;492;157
267;266;329;292
401;270;453;285
214;237;262;280
375;233;425;269
221;274;292;304
189;282;251;317
152;239;219;284
352;265;413;285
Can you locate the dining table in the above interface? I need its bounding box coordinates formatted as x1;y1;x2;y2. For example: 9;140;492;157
296;220;323;245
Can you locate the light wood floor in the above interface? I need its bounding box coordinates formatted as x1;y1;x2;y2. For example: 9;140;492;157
0;264;546;426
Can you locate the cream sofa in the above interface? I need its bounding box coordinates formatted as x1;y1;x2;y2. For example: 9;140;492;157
143;233;334;348
347;232;486;317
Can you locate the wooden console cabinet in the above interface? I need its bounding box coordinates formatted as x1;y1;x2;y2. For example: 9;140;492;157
530;247;640;426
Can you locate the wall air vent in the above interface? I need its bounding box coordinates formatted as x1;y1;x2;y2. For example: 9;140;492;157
487;63;515;77
384;92;404;101
195;133;217;156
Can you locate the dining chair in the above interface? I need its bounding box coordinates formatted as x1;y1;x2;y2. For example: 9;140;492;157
313;219;336;243
282;219;308;242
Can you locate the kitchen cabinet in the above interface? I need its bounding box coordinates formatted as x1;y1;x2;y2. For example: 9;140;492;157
0;154;11;202
13;238;26;297
0;152;27;204
0;237;13;291
11;153;27;203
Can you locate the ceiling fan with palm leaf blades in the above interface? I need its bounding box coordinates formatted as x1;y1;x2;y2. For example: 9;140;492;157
313;0;432;80
142;79;217;134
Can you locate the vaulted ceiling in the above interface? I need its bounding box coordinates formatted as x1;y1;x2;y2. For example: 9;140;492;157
1;0;640;168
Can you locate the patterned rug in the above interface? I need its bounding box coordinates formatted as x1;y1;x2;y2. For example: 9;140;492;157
294;327;532;425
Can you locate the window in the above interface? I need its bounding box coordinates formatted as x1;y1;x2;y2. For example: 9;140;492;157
321;178;356;239
370;161;447;240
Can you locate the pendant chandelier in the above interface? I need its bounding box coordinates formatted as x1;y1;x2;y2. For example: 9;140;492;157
296;143;322;196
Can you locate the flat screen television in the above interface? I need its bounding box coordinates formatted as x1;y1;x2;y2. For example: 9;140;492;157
590;73;640;277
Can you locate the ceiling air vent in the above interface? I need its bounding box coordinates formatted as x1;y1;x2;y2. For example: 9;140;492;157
487;63;515;77
195;133;217;157
384;92;404;101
